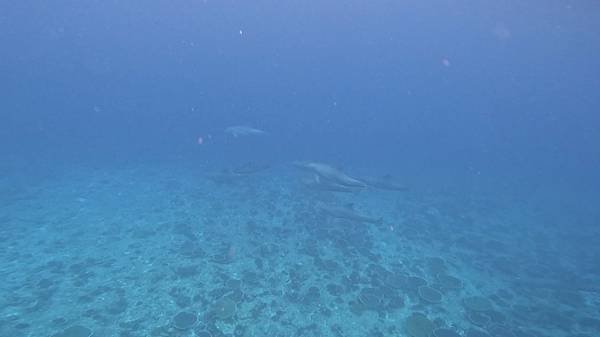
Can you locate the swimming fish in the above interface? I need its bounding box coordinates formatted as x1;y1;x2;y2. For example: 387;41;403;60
361;175;408;191
224;125;266;137
293;161;366;188
301;175;360;193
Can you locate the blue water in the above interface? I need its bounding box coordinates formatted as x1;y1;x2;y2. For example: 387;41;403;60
1;1;599;337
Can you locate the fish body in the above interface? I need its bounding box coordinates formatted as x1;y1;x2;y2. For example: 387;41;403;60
302;175;359;193
225;125;266;137
294;161;366;188
362;175;408;191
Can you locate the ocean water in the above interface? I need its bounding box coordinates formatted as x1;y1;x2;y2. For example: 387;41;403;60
1;1;599;337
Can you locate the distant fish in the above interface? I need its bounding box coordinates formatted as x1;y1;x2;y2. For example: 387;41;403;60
361;175;408;191
317;202;383;224
206;170;239;184
301;175;360;193
293;161;366;188
224;125;266;137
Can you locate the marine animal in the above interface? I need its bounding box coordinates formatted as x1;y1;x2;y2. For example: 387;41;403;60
301;175;360;193
361;175;408;191
206;170;239;184
224;125;266;137
293;161;366;188
317;202;383;224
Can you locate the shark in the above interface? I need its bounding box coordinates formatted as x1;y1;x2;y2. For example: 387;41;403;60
293;161;367;188
301;175;360;193
224;125;266;137
361;175;408;191
317;202;383;224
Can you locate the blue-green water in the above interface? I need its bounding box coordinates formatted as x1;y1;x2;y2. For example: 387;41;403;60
1;1;599;337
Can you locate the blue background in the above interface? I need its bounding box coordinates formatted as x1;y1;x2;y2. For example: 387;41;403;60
2;2;600;336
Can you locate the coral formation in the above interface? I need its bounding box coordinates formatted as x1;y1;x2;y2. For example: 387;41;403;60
213;297;237;320
418;286;443;304
405;313;435;337
173;311;197;330
436;274;463;290
463;296;493;312
51;325;93;337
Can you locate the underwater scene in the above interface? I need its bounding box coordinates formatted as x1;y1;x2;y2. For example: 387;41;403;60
1;1;599;337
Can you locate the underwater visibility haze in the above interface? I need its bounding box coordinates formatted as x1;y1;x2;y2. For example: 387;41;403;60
1;1;599;337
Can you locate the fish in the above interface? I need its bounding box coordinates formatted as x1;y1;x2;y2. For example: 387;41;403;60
293;161;367;188
301;175;360;193
224;125;266;137
206;170;239;184
317;202;383;224
361;175;408;191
